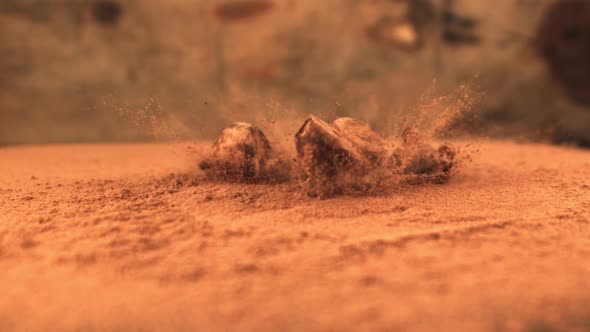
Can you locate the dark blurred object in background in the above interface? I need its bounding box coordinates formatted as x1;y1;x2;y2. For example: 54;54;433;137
91;0;123;26
536;0;590;106
212;0;273;22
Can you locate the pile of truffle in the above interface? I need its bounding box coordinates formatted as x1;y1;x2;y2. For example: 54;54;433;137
199;115;456;197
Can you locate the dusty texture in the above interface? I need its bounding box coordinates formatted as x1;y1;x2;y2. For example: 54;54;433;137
1;140;590;331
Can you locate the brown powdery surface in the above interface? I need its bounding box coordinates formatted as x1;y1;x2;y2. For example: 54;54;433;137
0;140;590;332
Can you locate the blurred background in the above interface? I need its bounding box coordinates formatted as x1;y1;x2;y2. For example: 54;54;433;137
1;0;589;146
